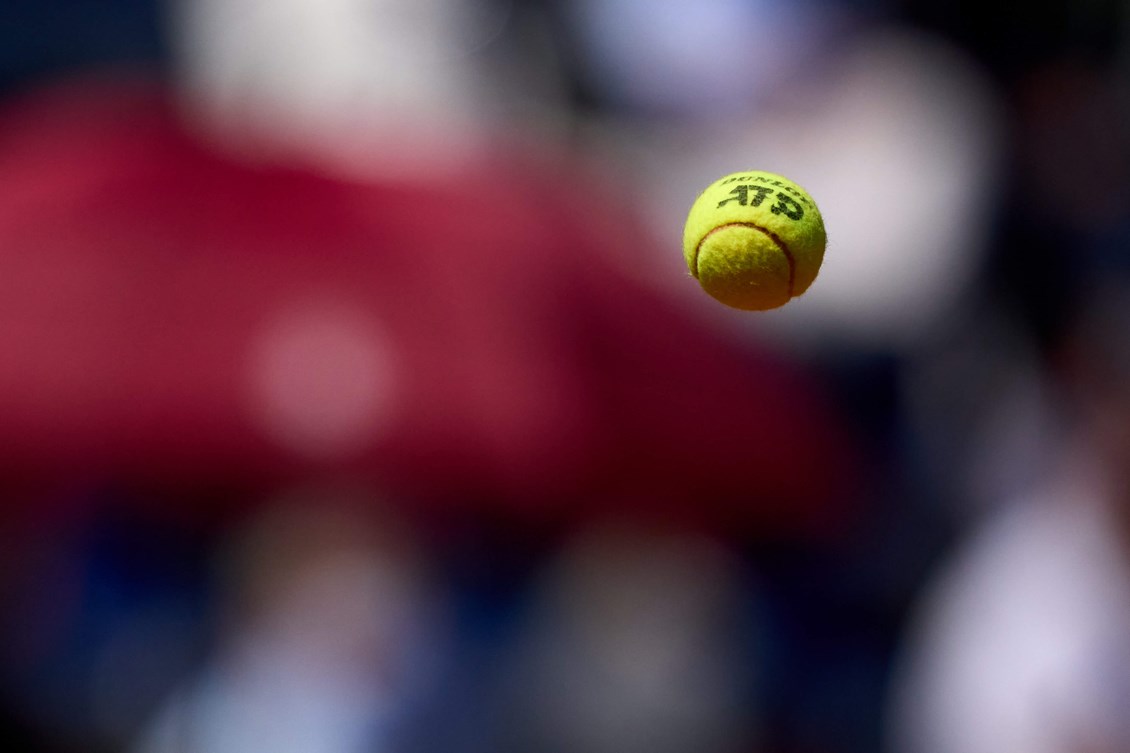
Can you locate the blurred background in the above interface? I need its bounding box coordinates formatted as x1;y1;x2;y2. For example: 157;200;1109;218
0;1;1127;752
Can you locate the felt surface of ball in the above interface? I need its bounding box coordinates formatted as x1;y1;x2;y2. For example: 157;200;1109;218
683;171;825;311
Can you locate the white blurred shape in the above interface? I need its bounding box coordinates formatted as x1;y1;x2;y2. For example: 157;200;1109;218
887;459;1130;753
778;31;999;345
172;0;509;176
247;301;399;459
566;0;825;115
609;27;1001;350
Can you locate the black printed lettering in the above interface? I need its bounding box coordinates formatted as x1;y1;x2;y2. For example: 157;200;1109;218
717;185;749;207
770;193;804;220
747;185;774;207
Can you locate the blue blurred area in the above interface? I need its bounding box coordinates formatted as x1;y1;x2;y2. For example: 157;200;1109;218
0;0;166;95
0;2;1127;753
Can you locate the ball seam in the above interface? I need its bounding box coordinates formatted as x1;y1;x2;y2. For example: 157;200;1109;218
693;222;796;298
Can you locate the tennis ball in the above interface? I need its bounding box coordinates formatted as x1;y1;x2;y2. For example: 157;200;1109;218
683;170;825;311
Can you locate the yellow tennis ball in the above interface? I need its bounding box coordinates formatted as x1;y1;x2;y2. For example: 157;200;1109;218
683;170;826;311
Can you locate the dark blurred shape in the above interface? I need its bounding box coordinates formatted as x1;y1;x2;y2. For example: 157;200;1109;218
880;7;1130;745
0;0;167;96
0;487;211;753
496;521;756;753
984;56;1130;357
133;486;448;753
896;0;1125;83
